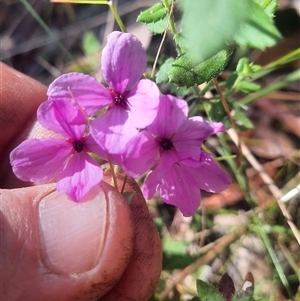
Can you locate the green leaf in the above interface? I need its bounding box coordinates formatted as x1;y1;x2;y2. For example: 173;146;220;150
82;31;101;55
180;0;281;62
163;239;189;254
232;272;255;301
234;1;281;49
137;3;168;23
174;32;186;51
162;239;195;270
169;49;230;88
254;0;278;18
232;291;255;301
236;58;261;76
180;0;252;62
236;81;261;93
137;3;168;34
156;57;175;84
233;111;254;130
225;73;239;90
143;18;168;34
196;280;225;301
205;99;228;122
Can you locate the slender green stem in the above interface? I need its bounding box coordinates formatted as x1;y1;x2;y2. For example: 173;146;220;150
150;0;175;78
240;69;300;105
108;159;118;190
51;0;126;32
108;1;126;32
216;134;248;191
251;48;300;80
162;0;176;35
120;175;127;194
20;0;73;61
162;0;183;55
252;214;293;299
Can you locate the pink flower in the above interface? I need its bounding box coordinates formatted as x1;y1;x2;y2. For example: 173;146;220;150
122;94;224;177
47;31;160;155
10;99;105;202
121;94;231;216
143;153;231;216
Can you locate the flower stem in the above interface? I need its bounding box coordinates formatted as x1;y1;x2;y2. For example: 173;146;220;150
240;69;300;105
108;159;118;190
120;175;127;194
108;1;126;32
50;0;126;32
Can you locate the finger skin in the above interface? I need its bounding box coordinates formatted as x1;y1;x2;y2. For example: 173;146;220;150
0;63;162;300
0;62;47;158
0;62;47;188
0;182;134;301
101;174;162;301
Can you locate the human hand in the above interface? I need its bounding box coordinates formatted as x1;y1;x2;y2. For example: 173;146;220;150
0;62;162;301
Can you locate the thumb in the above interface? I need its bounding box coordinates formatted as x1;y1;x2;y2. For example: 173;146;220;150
0;182;134;301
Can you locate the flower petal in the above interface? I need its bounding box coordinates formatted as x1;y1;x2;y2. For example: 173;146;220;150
171;118;225;161
142;169;160;200
101;31;147;93
188;117;225;136
142;149;182;199
192;152;231;193
127;79;160;128
38;99;86;139
143;162;201;216
156;150;184;177
159;164;201;216
47;72;111;115
84;134;108;160
171;118;209;161
90;107;138;154
122;131;159;178
147;94;188;137
10;138;72;183
56;152;103;202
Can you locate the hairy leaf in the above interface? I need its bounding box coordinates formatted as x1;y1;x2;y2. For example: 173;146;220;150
169;50;230;88
197;279;225;301
137;3;168;23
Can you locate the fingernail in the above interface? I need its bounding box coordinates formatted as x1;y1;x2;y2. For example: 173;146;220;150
38;185;107;274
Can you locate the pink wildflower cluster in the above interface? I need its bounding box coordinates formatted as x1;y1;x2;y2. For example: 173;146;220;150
10;31;231;216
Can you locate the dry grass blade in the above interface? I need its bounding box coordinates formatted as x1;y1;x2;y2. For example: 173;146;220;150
228;128;300;245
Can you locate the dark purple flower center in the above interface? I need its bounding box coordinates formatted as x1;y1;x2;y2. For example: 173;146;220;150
108;88;128;110
160;138;174;150
73;140;84;152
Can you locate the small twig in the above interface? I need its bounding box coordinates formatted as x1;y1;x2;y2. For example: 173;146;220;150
212;77;243;163
228;128;300;245
150;0;175;79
